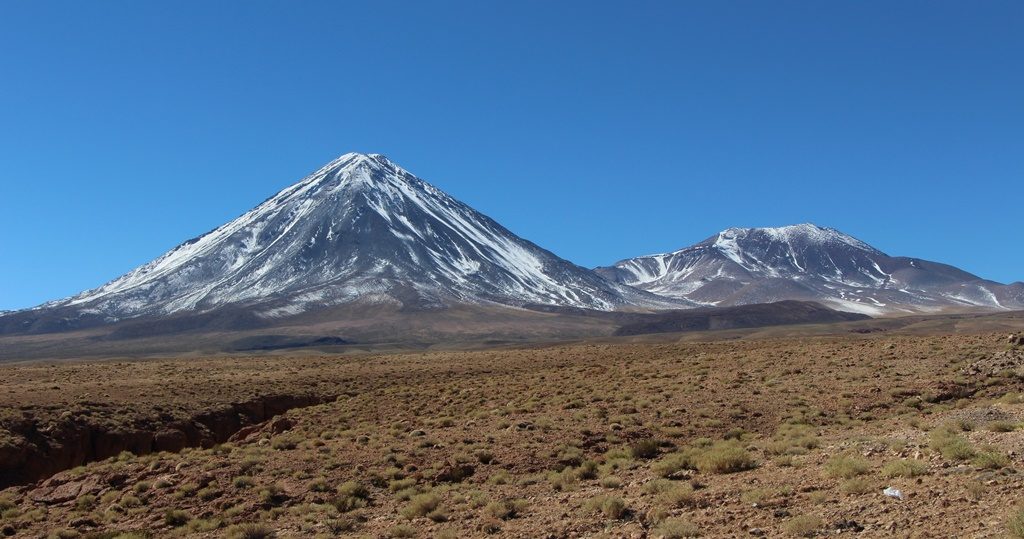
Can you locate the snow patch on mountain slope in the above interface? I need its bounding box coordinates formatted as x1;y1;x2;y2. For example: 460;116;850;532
598;223;1021;314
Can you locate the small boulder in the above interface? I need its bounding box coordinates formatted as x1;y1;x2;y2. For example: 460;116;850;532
434;463;475;483
29;477;101;505
228;424;263;443
269;416;294;435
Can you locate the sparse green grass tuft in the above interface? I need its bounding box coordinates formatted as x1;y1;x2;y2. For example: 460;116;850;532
400;492;442;520
652;450;699;478
629;439;661;460
973;448;1010;470
839;477;875;494
881;459;927;478
784;514;823;537
225;523;276;539
388;524;417;538
695;441;757;474
653;518;701;538
824;455;870;479
585;495;628;520
163;509;191;527
332;481;370;512
1008;508;1024;538
656;483;695;508
930;424;976;461
484;498;527;520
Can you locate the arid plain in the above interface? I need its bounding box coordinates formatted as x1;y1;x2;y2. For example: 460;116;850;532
1;313;1024;538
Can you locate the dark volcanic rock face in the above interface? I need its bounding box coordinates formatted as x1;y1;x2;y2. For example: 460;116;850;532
0;393;332;488
597;224;1023;315
1;153;685;335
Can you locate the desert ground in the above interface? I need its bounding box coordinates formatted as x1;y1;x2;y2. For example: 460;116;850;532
3;319;1024;537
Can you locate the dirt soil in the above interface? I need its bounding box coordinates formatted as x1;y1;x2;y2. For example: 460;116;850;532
3;331;1024;538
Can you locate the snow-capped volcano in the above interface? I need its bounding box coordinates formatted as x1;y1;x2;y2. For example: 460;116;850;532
5;153;685;333
596;224;1024;315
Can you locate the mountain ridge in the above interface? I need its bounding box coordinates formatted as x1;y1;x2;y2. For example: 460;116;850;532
3;156;1021;338
596;223;1024;315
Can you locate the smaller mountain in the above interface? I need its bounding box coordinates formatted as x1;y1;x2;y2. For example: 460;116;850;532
596;224;1024;315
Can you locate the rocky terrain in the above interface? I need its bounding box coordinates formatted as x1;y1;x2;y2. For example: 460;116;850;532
3;322;1024;537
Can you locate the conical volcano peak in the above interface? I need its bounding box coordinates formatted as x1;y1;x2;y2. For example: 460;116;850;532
19;153;683;328
318;152;398;176
288;152;422;200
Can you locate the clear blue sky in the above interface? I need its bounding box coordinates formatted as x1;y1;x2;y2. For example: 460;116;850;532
1;1;1022;310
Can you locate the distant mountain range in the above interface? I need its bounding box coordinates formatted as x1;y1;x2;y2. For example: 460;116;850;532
1;153;1021;338
596;224;1024;315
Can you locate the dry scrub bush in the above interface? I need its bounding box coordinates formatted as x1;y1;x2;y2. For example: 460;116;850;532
653;518;701;538
1008;508;1024;538
163;509;190;527
585;495;628;519
784;514;823;537
765;423;820;456
332;481;370;513
881;459;927;478
695;441;757;474
839;477;875;495
484;498;527;520
930;423;976;461
656;483;695;508
400;492;443;520
652;440;755;476
824;455;870;479
973;448;1010;470
629;439;661;460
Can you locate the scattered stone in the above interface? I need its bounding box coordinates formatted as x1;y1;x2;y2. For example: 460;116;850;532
103;472;128;487
434;462;475;483
29;476;102;505
227;424;261;443
269;416;294;434
961;348;1024;377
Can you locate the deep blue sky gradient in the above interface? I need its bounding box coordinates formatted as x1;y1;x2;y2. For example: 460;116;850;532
1;1;1022;310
